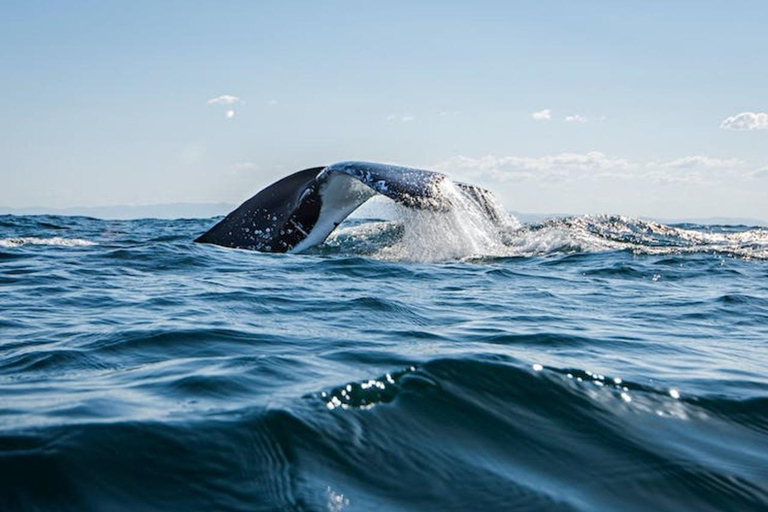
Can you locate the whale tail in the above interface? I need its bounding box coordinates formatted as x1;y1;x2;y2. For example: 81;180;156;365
195;161;504;253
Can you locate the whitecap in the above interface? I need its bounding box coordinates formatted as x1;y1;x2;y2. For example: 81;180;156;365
0;237;96;248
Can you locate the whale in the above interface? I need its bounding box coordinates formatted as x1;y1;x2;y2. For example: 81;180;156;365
195;161;503;253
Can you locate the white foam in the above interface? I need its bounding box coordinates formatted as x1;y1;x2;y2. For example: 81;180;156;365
329;209;768;262
373;180;519;262
0;237;96;248
502;215;768;259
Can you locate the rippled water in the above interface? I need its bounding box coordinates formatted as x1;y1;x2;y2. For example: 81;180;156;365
1;212;767;511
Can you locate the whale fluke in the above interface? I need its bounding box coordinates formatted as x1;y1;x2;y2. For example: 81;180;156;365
194;166;327;252
195;161;501;253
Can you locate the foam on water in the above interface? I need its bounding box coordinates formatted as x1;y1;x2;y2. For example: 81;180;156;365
0;237;96;248
328;203;768;262
505;216;768;260
371;179;519;262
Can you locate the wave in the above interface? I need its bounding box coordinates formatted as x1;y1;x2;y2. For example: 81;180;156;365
1;213;766;511
508;215;768;260
2;211;766;262
0;237;96;248
324;212;768;262
3;356;766;512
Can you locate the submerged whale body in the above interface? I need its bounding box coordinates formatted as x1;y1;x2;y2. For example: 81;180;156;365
195;161;503;253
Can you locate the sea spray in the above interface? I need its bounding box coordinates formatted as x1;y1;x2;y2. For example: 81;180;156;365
375;179;519;262
504;215;768;259
326;212;768;261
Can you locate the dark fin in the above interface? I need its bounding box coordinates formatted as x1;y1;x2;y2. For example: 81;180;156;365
195;167;325;252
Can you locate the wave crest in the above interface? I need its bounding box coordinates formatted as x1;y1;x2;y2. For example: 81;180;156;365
326;208;768;262
0;237;96;248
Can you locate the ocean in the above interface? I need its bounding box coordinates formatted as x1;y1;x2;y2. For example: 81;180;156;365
1;210;767;511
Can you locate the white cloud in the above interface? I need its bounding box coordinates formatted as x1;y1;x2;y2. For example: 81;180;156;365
433;152;756;186
431;153;766;220
434;152;631;183
225;109;235;118
268;99;278;105
747;166;768;180
720;112;768;131
655;155;745;170
565;114;588;124
387;114;415;122
207;95;243;106
531;109;552;121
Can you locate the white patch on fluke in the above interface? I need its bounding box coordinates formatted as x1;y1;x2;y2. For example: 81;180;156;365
289;173;376;253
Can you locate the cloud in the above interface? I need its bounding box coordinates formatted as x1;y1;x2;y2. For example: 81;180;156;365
433;152;756;186
268;99;278;105
747;166;768;180
208;95;242;118
565;114;588;124
720;112;768;131
207;95;243;106
531;109;552;121
386;114;415;122
655;155;745;170
434;152;631;183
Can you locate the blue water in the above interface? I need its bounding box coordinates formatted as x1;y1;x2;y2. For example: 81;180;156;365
1;212;767;511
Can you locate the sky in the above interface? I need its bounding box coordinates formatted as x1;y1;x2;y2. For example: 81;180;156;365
1;0;767;220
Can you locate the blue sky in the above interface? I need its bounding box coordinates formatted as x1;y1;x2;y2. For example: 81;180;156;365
1;1;766;220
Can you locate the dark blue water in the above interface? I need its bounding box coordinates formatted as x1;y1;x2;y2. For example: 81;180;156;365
1;213;767;511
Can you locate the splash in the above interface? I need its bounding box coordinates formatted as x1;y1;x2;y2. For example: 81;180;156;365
374;180;520;262
324;180;767;262
327;208;768;262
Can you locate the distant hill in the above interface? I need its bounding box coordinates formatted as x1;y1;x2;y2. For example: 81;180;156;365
0;203;235;220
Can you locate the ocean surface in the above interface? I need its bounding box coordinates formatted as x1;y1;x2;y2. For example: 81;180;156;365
1;209;767;512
